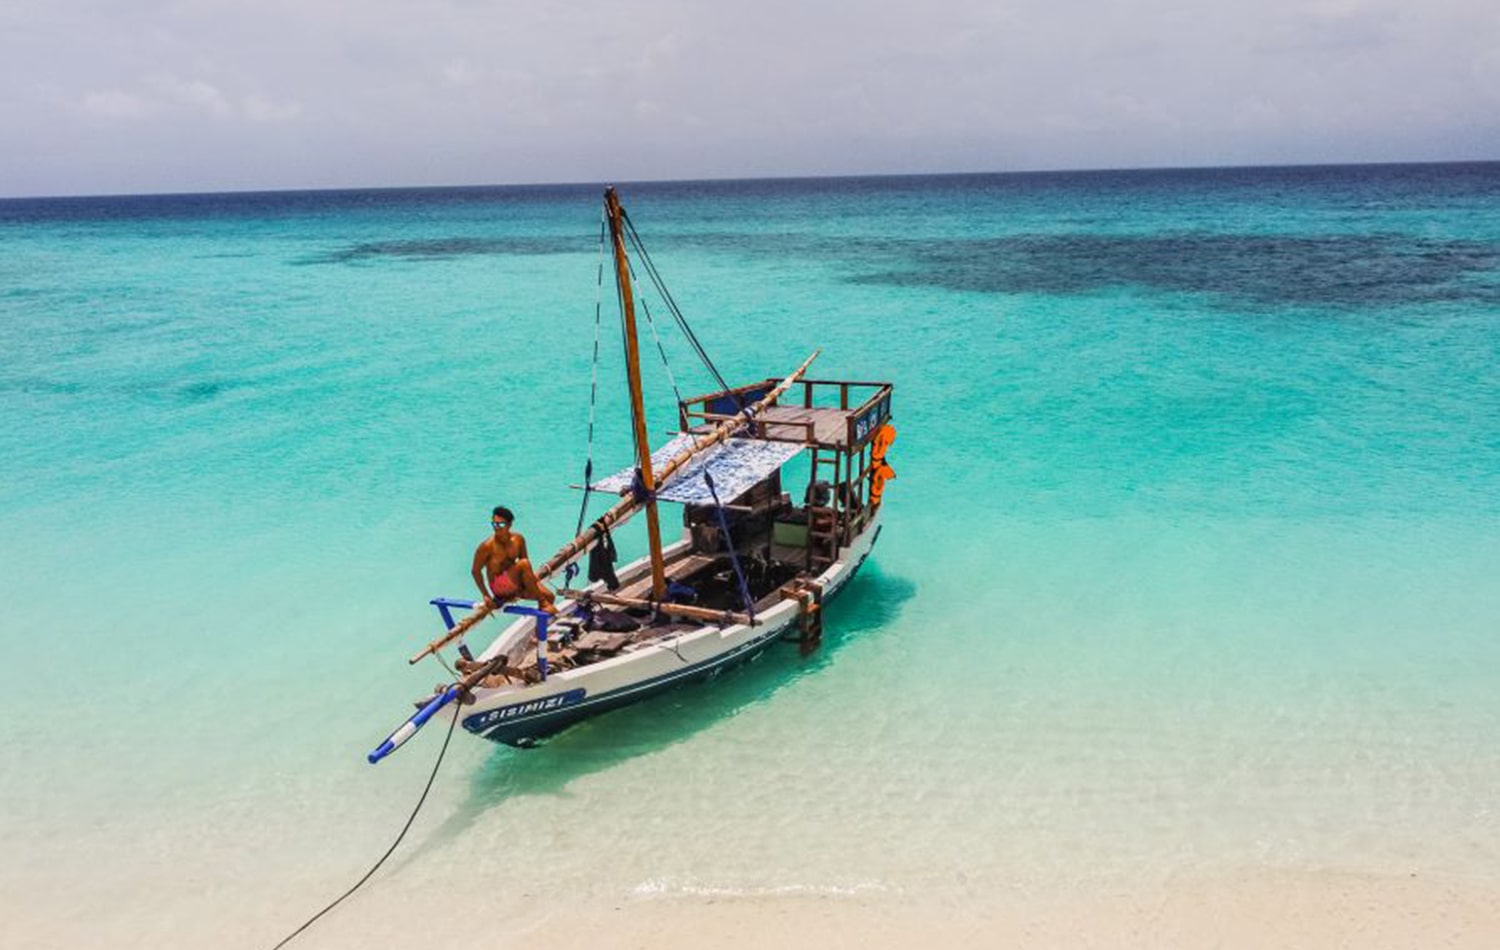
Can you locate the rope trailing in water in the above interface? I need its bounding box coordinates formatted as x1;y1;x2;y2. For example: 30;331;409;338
702;470;755;623
267;698;462;949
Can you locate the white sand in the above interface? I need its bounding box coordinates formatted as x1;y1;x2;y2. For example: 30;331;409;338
6;862;1495;948
511;871;1499;950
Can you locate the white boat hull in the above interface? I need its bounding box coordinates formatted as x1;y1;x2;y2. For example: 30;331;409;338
453;514;883;746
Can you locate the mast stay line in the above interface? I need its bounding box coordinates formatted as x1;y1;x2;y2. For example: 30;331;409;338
407;348;820;666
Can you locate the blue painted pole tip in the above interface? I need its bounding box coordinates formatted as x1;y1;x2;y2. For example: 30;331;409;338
367;686;458;765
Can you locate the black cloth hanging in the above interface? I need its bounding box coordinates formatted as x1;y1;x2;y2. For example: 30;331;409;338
587;521;620;591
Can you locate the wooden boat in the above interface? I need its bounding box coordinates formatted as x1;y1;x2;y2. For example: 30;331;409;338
369;189;894;760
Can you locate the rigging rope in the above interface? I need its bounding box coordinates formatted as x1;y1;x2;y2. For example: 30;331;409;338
702;470;756;623
614;218;684;407
567;214;608;589
268;696;461;949
634;290;684;408
618;209;750;420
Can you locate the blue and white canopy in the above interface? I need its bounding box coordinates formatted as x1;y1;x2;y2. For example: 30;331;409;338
591;434;803;506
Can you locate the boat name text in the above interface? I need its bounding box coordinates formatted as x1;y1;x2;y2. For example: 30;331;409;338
463;688;588;732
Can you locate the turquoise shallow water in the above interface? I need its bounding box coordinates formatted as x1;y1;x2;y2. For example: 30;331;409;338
2;165;1499;946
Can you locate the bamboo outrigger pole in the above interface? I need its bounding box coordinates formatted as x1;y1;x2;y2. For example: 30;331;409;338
405;346;821;666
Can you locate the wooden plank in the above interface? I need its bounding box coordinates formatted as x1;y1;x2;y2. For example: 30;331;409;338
753;405;856;448
616;552;715;600
559;588;752;626
788;378;892;388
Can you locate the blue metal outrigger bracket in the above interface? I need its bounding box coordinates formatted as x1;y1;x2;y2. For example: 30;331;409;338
428;596;477;630
428;597;552;672
429;597;478;661
501;605;553;682
368;600;553;765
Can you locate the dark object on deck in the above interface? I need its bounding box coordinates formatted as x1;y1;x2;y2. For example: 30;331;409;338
587;521;621;590
588;609;640;633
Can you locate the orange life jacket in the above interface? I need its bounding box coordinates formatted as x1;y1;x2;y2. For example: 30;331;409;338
869;423;897;505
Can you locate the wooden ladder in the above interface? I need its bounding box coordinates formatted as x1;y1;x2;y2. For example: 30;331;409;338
781;580;825;654
807;446;843;572
807;505;838;571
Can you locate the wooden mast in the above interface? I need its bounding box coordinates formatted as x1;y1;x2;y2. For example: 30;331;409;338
604;187;668;601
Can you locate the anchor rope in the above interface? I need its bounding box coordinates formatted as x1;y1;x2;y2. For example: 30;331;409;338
267;698;462;949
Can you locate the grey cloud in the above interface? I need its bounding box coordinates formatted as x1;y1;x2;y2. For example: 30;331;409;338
1;0;1496;196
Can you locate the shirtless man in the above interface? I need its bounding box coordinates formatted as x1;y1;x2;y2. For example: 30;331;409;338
473;505;556;614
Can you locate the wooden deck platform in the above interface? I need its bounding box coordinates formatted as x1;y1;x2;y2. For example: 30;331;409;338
680;377;892;452
755;405;858;447
690;405;854;448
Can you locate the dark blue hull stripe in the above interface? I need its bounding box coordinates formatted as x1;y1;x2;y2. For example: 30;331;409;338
472;534;879;746
476;623;788;744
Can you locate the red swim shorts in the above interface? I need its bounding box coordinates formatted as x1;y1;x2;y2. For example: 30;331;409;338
489;571;520;600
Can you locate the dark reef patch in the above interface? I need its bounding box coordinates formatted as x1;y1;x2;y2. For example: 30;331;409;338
850;232;1500;308
294;221;1500;310
299;235;583;265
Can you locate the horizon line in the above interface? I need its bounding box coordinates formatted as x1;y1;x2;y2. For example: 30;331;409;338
4;156;1497;203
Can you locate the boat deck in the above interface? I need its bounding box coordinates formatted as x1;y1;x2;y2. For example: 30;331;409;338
686;405;859;447
680;378;891;452
755;405;860;448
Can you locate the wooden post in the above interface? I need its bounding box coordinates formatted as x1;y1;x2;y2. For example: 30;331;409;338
834;449;844;547
857;443;868;530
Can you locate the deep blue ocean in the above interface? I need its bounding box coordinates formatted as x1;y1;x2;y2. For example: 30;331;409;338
2;164;1498;948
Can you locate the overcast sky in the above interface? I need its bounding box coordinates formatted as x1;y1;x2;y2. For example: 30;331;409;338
3;0;1498;197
